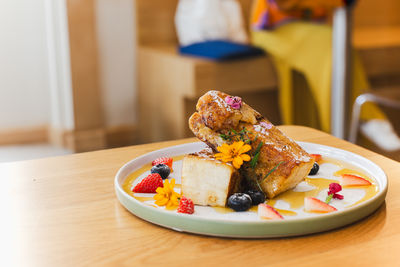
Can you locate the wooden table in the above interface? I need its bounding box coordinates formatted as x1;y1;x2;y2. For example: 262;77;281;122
2;126;399;266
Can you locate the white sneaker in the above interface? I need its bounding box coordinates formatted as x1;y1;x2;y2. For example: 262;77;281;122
360;119;400;152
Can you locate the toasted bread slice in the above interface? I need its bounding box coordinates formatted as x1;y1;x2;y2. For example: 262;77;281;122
181;148;242;206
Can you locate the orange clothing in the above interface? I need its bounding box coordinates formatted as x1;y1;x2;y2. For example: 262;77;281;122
251;0;342;30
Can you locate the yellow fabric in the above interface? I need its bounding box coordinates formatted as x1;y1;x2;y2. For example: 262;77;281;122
251;22;385;132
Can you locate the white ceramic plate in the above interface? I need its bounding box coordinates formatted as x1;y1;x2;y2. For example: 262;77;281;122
115;142;387;238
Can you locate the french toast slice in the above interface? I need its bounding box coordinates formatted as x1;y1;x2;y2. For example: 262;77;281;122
181;148;242;207
189;90;314;199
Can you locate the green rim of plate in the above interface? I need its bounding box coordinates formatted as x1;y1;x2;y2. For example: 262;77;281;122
115;142;388;238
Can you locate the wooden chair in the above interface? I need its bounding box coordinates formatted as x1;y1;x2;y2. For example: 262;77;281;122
135;0;279;143
348;87;400;161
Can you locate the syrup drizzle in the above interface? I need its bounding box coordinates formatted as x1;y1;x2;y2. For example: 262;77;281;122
122;155;379;217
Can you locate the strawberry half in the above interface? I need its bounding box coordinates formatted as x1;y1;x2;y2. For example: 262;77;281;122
310;154;322;162
132;173;163;193
304;197;337;213
152;157;173;171
258;204;284;220
177;196;194;214
339;174;372;186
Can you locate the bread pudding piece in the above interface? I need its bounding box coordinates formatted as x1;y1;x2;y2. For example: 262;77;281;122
181;148;242;207
189;90;314;199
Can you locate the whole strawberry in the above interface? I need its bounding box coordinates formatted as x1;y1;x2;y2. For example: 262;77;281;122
132;173;163;193
177;196;194;214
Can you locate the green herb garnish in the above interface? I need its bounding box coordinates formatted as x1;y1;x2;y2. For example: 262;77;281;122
325;193;334;204
219;128;252;143
262;161;284;182
250;141;263;168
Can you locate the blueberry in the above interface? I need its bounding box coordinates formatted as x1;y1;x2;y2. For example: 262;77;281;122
151;164;170;179
245;190;265;205
309;162;319;175
227;193;252;211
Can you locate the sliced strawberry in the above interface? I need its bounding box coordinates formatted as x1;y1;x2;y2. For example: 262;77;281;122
339;174;372;186
310;154;322;162
304;197;337;213
132;173;163;193
152;157;173;171
258;204;284;220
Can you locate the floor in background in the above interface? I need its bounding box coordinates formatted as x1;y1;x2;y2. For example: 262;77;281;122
0;144;72;163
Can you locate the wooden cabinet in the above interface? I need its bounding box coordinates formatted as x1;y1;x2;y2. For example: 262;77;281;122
136;0;280;143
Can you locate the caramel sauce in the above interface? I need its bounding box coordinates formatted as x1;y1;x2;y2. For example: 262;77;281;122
122;154;379;216
212;206;235;214
333;168;378;207
133;196;154;202
122;163;152;197
267;178;337;210
211;204;296;216
274;208;297;216
211;205;259;214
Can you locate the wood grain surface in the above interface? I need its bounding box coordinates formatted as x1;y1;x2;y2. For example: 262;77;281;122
1;126;399;267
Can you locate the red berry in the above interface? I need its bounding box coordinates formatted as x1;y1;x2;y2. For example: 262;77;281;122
152;157;173;171
310;154;322;162
177;196;194;214
132;173;163;193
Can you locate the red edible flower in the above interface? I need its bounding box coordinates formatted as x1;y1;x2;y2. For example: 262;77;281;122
328;183;342;194
332;193;344;200
325;183;344;203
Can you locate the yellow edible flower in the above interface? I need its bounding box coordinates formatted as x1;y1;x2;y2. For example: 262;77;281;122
153;178;180;210
214;141;251;169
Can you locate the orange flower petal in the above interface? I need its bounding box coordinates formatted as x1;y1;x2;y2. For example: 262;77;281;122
217;143;230;154
240;154;251;161
239;144;252;154
233;156;243;169
155;187;165;194
153;194;164;200
155;198;168;206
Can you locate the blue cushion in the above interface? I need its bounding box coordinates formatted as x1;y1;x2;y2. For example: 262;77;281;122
178;40;265;61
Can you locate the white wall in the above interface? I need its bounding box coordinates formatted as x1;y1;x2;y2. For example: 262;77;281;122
0;0;137;131
96;0;137;127
0;0;51;129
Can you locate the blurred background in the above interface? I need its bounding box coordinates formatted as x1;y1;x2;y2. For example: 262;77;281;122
0;0;399;162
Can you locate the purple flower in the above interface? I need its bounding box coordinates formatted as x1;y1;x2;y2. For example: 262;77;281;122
260;121;273;129
225;96;242;110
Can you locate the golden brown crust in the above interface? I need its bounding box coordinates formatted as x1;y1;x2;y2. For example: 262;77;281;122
189;90;314;198
196;90;260;131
